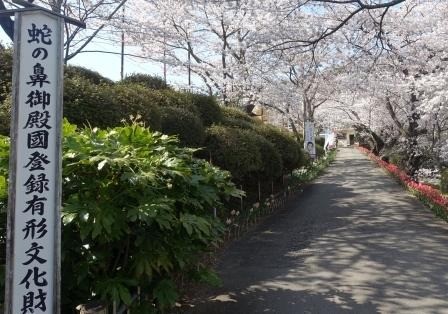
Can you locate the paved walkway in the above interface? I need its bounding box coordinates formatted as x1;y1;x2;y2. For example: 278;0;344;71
186;148;448;314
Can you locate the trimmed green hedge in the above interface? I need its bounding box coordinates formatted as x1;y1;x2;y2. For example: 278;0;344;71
160;106;205;147
65;65;113;85
253;133;283;179
121;73;169;90
189;93;222;126
0;47;12;136
64;79;161;130
219;106;261;130
204;125;262;180
221;106;253;122
255;124;304;173
0;47;12;105
0;97;10;136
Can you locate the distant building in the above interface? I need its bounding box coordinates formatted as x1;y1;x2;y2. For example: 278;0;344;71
336;128;356;147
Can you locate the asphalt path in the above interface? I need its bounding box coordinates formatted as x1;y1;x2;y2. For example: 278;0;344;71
185;148;448;314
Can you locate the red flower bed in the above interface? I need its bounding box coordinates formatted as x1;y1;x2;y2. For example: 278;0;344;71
357;146;448;211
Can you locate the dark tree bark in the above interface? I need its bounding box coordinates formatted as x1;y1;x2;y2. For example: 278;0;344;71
353;123;384;155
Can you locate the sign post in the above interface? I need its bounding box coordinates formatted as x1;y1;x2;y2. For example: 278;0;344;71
5;10;63;314
0;4;84;313
304;121;316;159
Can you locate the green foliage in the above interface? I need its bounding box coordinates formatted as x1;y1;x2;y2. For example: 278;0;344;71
204;125;262;180
0;47;12;136
64;79;162;130
0;136;7;213
189;93;222;126
441;168;448;194
121;73;169;90
0;135;9;306
60;122;241;311
221;106;253;122
256;124;304;173
315;137;325;147
291;149;336;185
389;153;406;170
251;133;283;179
64;65;114;85
160;106;205;147
219;107;259;130
149;89;200;116
0;95;11;136
0;47;12;105
0;122;241;312
315;143;325;159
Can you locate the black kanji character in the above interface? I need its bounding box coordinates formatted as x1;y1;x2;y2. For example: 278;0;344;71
25;90;51;110
26;63;50;88
21;291;34;314
23;111;51;130
24;173;49;194
23;218;47;240
27;130;49;149
24;151;50;171
23;195;47;215
27;23;52;45
32;47;48;60
19;266;48;289
23;242;47;265
34;289;47;312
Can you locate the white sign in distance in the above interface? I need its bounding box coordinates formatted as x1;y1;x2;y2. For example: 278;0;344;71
6;10;63;314
304;121;316;159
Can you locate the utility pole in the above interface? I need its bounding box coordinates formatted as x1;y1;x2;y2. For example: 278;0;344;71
188;49;191;87
163;33;167;84
120;5;125;80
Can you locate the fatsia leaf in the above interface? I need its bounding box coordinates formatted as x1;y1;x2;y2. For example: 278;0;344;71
153;279;178;308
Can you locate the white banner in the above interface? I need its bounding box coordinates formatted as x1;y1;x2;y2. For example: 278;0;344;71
304;121;316;158
6;10;63;314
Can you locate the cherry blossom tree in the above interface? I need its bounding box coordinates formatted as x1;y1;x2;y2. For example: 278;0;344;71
317;0;448;176
0;0;127;62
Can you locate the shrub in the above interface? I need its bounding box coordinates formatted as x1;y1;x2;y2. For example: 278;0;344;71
221;106;253;122
256;124;304;172
315;136;325;147
316;143;325;159
65;65;113;85
0;47;12;136
204;125;262;180
252;133;283;179
121;73;169;90
0;135;8;212
441;168;448;194
219;107;259;130
389;153;406;170
64;77;107;126
0;122;242;312
189;93;222;126
108;84;162;130
61;123;241;311
0;47;12;105
147;89;200;116
64;79;161;130
0;95;11;136
160;106;205;147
